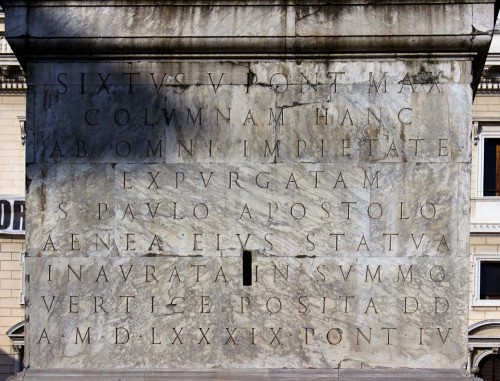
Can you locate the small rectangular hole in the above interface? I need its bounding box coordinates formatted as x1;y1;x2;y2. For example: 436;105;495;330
242;250;252;286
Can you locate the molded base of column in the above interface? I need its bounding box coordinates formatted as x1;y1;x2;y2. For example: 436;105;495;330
8;368;477;381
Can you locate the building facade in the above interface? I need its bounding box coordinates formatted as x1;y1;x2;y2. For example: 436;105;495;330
468;21;500;381
0;9;26;381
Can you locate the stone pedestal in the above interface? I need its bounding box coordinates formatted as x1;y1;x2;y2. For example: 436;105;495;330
1;1;496;379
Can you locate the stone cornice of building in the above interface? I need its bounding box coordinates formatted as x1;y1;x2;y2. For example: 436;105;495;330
0;35;27;93
470;223;500;233
468;320;500;347
1;1;496;95
476;55;500;94
477;80;500;94
469;337;500;343
476;82;500;96
0;64;27;93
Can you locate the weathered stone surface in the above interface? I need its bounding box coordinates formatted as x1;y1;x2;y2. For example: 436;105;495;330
2;2;495;59
27;61;470;164
1;0;495;379
27;162;463;258
27;256;468;369
24;59;471;370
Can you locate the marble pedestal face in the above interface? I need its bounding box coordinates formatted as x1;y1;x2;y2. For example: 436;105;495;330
23;59;471;373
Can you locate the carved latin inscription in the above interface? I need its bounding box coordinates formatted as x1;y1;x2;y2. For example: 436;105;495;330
26;60;470;369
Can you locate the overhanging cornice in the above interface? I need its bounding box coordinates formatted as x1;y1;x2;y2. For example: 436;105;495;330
0;1;498;93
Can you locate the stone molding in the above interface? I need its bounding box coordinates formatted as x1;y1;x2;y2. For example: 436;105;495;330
469;319;500;335
0;1;495;59
2;1;495;92
8;368;476;381
477;81;500;94
0;64;26;93
470;223;500;233
0;36;26;93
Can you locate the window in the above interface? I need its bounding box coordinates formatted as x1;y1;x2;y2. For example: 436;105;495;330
483;138;500;196
480;261;500;299
477;126;500;197
473;255;500;306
